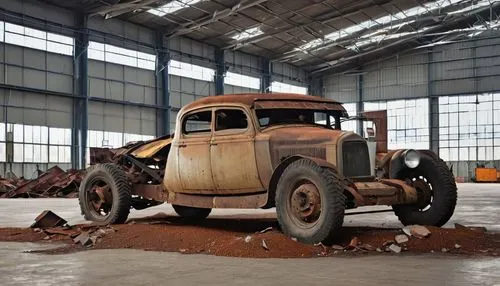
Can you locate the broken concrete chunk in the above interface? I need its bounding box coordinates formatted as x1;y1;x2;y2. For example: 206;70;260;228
73;231;92;246
441;248;448;253
402;226;412;237
454;244;461;249
262;239;269;251
409;225;431;239
388;244;402;253
331;245;345;250
376;248;383;253
244;235;252;243
359;244;376;251
290;237;298;242
395;234;409;244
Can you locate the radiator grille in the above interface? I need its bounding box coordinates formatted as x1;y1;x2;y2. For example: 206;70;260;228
342;141;371;177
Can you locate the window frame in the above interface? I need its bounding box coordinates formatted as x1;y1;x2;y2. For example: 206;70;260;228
213;107;252;136
181;108;214;137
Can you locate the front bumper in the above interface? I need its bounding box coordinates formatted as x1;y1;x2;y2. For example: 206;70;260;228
346;179;418;207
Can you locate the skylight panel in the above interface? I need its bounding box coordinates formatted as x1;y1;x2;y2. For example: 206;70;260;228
147;0;202;17
296;0;465;52
232;27;264;41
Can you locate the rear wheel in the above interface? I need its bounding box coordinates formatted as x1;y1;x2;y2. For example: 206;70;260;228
173;205;211;220
79;163;131;224
393;153;457;226
275;159;346;244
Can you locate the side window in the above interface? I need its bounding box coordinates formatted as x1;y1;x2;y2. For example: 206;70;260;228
215;109;248;131
183;110;212;135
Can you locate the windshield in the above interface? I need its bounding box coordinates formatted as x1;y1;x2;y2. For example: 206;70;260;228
256;109;342;129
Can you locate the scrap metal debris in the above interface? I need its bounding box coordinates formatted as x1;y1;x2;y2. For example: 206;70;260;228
258;227;273;234
402;225;431;239
0;167;84;198
30;210;67;229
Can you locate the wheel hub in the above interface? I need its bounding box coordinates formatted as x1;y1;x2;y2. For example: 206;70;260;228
290;183;321;224
88;183;112;216
412;178;432;210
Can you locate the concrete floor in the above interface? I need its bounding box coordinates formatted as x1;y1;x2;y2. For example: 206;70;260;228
0;183;499;285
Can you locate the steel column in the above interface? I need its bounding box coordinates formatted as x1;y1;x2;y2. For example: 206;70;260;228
428;50;439;154
261;58;271;93
308;75;324;97
357;73;364;135
156;33;170;136
73;13;88;169
214;48;225;95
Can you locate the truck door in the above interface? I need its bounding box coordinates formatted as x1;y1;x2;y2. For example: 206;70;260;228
177;109;216;191
210;107;263;193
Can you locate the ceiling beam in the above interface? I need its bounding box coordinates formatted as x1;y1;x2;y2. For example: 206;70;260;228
88;0;159;19
167;0;268;37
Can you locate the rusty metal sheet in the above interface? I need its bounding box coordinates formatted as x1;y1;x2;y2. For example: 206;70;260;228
30;210;67;228
132;184;166;201
361;110;388;153
181;93;344;113
130;138;172;159
168;192;268;209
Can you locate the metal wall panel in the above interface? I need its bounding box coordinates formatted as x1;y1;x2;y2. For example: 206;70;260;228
88;17;155;49
271;62;308;87
225;50;263;77
168;74;215;128
88;60;157;105
324;74;357;103
363;53;428;101
0;0;75;28
169;37;215;69
224;84;258;95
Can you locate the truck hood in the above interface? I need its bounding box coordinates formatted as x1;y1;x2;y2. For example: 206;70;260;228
261;125;360;167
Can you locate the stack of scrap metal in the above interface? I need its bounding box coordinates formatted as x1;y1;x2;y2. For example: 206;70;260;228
0;166;85;198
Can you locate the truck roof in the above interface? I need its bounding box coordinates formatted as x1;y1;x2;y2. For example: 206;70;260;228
181;93;347;114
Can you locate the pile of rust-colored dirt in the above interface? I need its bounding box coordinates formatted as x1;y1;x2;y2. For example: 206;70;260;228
0;213;498;258
0;166;84;198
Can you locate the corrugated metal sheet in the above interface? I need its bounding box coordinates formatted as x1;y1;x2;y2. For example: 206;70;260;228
324;74;357;103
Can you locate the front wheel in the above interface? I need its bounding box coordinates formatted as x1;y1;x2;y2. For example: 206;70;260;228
275;159;346;244
393;153;457;226
79;163;132;224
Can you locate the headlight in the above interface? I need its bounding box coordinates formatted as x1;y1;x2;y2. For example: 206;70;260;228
403;149;420;168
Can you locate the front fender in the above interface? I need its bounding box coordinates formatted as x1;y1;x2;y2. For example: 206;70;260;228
380;149;439;179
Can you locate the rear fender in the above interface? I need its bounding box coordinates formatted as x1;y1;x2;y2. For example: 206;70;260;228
262;155;338;209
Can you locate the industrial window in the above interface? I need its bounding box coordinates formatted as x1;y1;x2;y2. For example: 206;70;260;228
341;103;358;133
215;109;248;131
183;111;212;134
364;99;429;150
0;21;74;56
270;81;307;95
168;60;215;82
88;41;156;71
224;72;260;90
2;124;70;164
439;93;500;162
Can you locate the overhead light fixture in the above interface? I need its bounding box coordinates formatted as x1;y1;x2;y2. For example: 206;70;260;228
232;27;263;41
147;0;202;17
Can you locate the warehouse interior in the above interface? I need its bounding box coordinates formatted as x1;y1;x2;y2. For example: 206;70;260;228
0;0;499;284
0;0;499;182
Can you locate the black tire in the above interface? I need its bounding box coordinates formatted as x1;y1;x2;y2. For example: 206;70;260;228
275;159;346;244
393;153;457;226
79;163;131;224
173;205;211;220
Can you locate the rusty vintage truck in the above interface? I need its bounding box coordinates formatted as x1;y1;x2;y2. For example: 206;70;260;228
80;93;457;244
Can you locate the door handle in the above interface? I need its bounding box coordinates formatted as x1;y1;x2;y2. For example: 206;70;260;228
210;143;218;146
178;144;187;148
